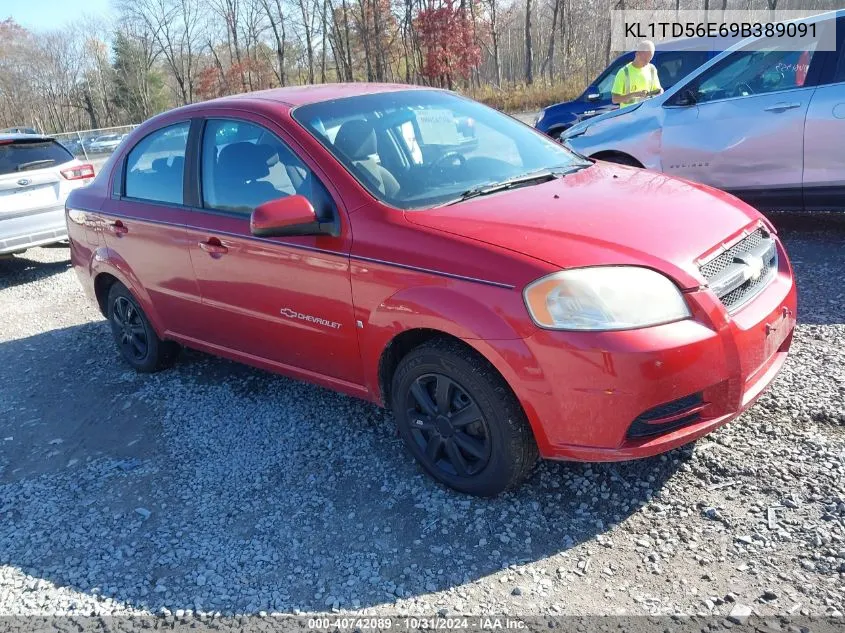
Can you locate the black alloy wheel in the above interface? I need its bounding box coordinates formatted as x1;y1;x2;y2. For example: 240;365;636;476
405;373;492;478
107;283;179;373
112;295;148;362
391;338;538;496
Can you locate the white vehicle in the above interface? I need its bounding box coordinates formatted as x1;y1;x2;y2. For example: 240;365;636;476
0;134;94;255
561;11;845;212
88;134;126;153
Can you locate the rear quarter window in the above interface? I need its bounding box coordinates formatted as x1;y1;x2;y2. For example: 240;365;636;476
0;139;74;175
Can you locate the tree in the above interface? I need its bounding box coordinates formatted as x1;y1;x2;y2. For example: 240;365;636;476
478;0;502;85
295;0;316;83
118;0;202;105
415;0;481;89
524;0;533;84
539;0;560;81
259;0;289;85
112;30;167;122
0;20;39;128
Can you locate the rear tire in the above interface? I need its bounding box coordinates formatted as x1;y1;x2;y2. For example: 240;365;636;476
391;338;538;496
107;283;179;373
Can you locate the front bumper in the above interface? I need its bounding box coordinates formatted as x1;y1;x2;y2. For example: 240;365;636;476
0;205;68;255
500;240;796;462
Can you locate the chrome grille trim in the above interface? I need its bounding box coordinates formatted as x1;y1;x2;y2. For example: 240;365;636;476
699;227;778;312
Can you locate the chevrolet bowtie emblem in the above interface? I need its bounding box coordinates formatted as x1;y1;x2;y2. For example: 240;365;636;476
745;255;764;281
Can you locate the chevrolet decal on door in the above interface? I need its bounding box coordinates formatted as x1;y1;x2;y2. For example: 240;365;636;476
279;307;342;330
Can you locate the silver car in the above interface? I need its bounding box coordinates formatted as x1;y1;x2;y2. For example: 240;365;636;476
0;134;94;256
561;11;844;212
88;134;126;154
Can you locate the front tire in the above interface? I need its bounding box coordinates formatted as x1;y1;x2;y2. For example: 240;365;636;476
107;283;179;373
548;126;569;141
593;152;642;167
391;339;538;496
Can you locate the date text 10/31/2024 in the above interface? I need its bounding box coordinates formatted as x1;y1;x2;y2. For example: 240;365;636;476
307;617;527;630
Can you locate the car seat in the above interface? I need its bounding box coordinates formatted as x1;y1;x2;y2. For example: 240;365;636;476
214;142;281;211
333;119;400;198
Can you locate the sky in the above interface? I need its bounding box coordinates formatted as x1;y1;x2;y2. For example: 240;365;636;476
2;0;113;31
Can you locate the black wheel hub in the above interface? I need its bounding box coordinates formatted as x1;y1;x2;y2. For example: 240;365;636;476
435;415;454;438
112;296;148;362
405;374;492;478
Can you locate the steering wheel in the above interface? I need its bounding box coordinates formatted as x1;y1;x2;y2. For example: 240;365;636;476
426;151;467;181
733;82;754;98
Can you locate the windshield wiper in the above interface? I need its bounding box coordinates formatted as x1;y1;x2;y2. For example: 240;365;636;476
16;159;55;172
441;166;585;206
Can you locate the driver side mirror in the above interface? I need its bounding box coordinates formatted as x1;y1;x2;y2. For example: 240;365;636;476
585;89;601;102
250;195;337;238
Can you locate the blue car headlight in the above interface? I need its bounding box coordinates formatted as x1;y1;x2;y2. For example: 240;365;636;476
562;124;588;141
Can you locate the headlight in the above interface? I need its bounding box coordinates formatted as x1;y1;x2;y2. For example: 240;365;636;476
533;111;544;127
523;267;691;331
562;125;588;140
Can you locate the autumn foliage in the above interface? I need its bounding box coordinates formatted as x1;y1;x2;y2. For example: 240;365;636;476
196;57;276;101
415;0;481;88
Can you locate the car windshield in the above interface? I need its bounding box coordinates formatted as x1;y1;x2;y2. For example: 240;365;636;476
293;90;589;209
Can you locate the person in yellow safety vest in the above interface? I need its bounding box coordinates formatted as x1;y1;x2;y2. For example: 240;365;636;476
611;40;664;108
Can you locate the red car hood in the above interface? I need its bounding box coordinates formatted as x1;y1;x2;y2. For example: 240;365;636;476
404;163;762;289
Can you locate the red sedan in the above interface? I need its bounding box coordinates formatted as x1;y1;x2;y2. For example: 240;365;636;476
66;84;796;496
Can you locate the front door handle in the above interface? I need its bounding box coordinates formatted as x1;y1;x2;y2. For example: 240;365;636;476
108;220;128;236
198;239;228;256
763;102;801;113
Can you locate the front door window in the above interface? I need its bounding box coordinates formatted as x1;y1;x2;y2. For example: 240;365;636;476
200;119;331;218
695;42;819;104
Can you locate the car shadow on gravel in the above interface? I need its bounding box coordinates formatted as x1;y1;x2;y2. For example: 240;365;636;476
0;321;695;615
770;212;845;326
0;250;70;291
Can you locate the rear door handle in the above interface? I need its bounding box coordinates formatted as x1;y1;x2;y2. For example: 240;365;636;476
764;102;801;112
108;220;128;236
198;239;228;256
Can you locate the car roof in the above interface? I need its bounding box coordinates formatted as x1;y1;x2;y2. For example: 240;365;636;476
0;133;54;142
202;82;430;108
654;35;741;51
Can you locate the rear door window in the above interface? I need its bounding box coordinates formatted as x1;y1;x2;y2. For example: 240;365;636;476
0;139;74;175
124;122;189;205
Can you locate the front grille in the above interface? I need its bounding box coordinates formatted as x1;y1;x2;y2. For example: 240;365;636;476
627;393;705;439
700;228;765;279
699;227;777;312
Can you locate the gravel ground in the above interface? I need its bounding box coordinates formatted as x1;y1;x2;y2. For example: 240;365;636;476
0;214;843;619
